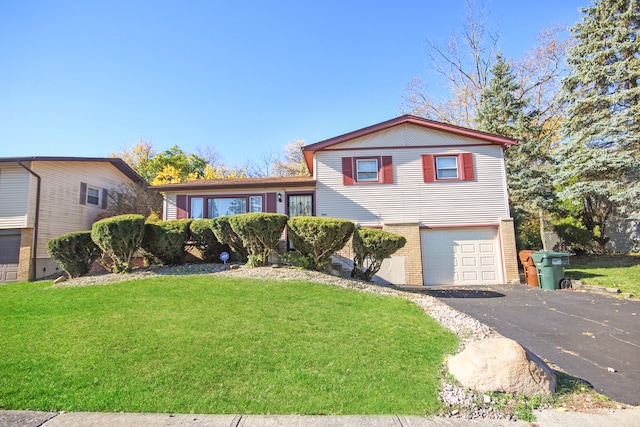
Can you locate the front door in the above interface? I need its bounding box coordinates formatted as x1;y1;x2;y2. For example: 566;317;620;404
287;194;313;217
287;194;313;249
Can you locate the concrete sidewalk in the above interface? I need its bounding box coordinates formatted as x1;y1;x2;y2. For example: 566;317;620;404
2;408;640;427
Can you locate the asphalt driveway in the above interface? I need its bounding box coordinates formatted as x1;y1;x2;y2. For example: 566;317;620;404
417;284;640;405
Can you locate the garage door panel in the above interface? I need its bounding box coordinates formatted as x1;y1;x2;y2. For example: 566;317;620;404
482;271;497;281
463;271;478;281
461;244;476;253
0;233;21;283
421;228;501;285
462;257;477;267
480;243;494;253
480;257;495;266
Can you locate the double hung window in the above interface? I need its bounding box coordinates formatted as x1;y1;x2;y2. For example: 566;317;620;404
356;158;379;182
435;156;459;179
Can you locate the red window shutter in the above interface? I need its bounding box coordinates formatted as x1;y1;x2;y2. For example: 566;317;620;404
176;195;187;219
342;157;354;185
266;192;277;213
381;156;393;184
101;189;108;209
422;155;435;182
462;153;475;181
79;182;87;205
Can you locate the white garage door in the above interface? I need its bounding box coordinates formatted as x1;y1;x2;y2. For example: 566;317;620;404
421;228;501;285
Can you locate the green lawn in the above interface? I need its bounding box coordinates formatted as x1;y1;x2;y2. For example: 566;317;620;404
565;255;640;297
0;275;457;415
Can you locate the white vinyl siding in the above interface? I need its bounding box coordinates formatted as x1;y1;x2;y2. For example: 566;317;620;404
0;165;31;229
326;123;494;150
164;193;177;221
315;144;509;227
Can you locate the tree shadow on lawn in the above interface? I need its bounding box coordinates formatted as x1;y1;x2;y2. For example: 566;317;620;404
564;270;605;281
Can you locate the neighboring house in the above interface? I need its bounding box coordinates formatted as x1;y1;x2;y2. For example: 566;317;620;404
607;218;639;253
153;115;520;286
0;157;147;283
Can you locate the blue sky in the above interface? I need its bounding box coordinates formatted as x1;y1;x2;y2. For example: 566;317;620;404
1;0;587;168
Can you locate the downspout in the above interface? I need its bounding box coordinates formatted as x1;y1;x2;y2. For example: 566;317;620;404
17;161;41;281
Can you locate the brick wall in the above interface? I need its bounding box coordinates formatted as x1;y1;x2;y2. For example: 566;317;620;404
500;219;520;283
18;228;33;281
383;223;423;285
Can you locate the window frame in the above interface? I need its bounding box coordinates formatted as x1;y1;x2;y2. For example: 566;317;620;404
186;194;264;219
355;158;379;182
435;156;459;180
342;156;393;185
422;153;475;183
86;187;101;206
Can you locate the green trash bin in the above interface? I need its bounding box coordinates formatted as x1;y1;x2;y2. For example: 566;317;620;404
531;251;572;290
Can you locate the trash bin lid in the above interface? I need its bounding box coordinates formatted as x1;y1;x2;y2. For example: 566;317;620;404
532;251;572;259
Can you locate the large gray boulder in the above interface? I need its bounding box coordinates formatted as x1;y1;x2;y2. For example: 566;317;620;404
448;338;557;396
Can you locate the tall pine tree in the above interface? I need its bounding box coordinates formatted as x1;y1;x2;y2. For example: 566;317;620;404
476;54;553;249
556;0;640;253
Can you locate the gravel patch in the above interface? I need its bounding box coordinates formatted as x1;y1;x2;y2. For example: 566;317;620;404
53;263;505;419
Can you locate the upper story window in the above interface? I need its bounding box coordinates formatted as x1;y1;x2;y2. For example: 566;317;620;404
435;156;459;179
86;187;101;205
342;156;394;185
356;158;379;182
422;153;475;183
79;182;107;209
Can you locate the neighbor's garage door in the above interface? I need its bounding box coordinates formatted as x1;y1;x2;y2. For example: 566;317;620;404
0;233;21;283
421;228;501;285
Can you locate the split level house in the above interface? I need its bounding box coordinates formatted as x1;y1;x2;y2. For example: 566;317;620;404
0;157;147;283
154;115;521;286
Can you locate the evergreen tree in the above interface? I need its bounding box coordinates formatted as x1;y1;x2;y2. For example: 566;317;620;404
557;0;640;253
476;54;553;249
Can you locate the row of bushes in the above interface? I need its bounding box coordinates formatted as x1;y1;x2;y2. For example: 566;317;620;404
47;213;406;282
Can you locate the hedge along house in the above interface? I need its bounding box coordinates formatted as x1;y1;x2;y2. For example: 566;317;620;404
0;157;147;283
154;115;520;286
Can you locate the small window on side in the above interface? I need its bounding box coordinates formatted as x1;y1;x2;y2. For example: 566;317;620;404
86;187;100;205
249;196;263;212
356;158;379;182
435;156;459;179
190;197;204;219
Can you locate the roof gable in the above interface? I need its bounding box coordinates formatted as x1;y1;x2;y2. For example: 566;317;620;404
0;156;147;185
302;115;517;174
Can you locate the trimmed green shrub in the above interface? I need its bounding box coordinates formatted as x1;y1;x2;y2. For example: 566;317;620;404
47;231;101;278
141;219;191;266
210;216;248;261
228;213;289;267
91;214;145;273
190;219;228;262
287;216;355;270
351;228;406;281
